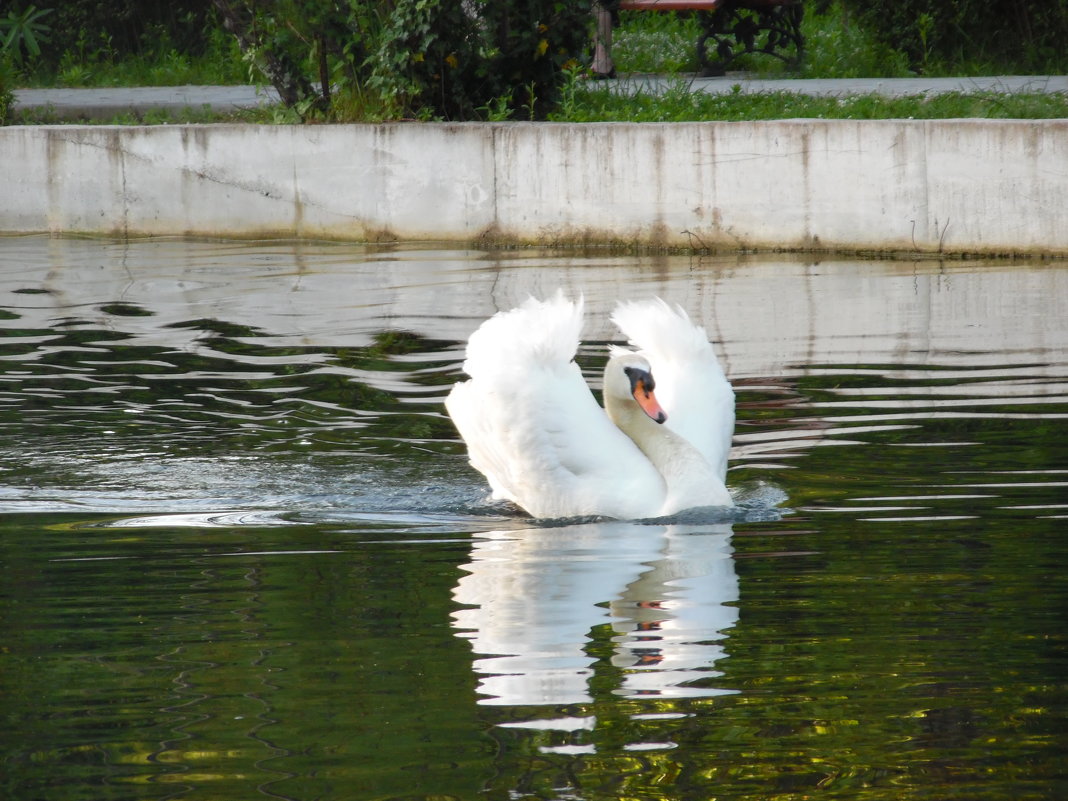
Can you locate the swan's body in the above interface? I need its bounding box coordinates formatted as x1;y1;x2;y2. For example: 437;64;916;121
445;294;734;519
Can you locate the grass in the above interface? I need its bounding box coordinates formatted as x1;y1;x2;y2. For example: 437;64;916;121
611;4;912;77
4;104;274;126
52;45;246;88
19;24;247;88
612;12;705;74
549;78;1068;122
10;85;1067;126
610;3;1036;79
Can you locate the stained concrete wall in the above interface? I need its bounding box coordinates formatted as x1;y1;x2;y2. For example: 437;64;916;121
2;120;1066;255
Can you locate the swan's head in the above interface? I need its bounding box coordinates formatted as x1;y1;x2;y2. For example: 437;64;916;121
604;353;667;424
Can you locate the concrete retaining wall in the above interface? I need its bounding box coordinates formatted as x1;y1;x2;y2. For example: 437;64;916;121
2;120;1066;255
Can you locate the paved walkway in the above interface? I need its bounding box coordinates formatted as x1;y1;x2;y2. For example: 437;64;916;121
612;74;1068;98
12;85;281;120
13;76;1068;120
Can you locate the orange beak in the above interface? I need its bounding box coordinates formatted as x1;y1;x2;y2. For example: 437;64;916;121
632;376;667;424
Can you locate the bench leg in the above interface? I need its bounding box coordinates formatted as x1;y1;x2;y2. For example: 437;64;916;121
591;2;616;77
696;1;804;76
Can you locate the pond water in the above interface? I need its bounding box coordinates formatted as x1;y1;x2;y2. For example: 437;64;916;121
1;236;1066;801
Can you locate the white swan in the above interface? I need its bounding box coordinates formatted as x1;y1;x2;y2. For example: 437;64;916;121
445;293;734;519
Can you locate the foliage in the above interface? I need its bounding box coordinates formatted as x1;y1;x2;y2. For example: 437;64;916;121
0;4;52;65
548;78;1068;122
584;1;1068;79
800;1;911;78
613;11;702;74
601;3;914;78
50;26;244;87
8;0;1068;121
0;3;41;122
211;0;595;121
13;81;1068;126
0;58;13;124
5;0;221;65
836;0;1068;73
6;102;276;126
3;0;246;86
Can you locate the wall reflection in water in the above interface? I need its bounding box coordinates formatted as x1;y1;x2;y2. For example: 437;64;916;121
451;522;738;706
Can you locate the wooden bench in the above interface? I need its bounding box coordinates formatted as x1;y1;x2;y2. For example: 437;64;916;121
615;0;804;76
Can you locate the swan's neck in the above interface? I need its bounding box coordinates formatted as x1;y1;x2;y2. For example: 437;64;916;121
607;399;731;514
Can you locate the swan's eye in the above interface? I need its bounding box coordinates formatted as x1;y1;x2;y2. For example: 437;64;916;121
624;365;655;394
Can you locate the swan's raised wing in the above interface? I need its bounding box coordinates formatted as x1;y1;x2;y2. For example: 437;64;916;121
612;298;734;481
446;293;663;519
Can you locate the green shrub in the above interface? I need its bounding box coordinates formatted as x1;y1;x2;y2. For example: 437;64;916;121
4;0;246;86
802;2;911;77
0;4;52;67
213;0;594;121
0;59;14;124
837;0;1068;73
4;0;221;68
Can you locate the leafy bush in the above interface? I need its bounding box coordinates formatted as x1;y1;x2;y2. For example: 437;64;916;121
2;0;247;85
212;0;595;120
1;4;51;119
802;2;911;77
5;0;222;66
1;5;52;66
606;1;1068;78
0;59;13;124
837;0;1068;73
610;3;912;77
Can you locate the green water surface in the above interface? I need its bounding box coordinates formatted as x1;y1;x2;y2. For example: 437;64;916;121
1;238;1065;800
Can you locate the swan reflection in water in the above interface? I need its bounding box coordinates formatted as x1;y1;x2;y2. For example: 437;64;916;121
451;521;738;707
